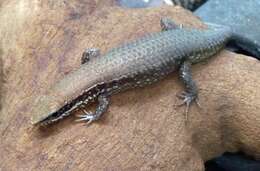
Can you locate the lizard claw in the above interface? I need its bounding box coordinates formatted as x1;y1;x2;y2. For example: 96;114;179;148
176;91;198;121
75;110;95;125
195;98;202;109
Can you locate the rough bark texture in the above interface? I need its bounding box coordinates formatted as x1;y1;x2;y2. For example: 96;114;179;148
0;1;259;171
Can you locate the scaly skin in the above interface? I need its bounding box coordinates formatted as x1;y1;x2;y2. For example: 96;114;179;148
31;18;232;126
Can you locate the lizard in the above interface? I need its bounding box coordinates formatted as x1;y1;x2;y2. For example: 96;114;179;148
31;18;232;126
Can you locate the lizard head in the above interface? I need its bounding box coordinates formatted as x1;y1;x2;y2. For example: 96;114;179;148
31;95;63;126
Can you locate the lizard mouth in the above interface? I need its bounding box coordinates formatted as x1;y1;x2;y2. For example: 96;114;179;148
37;111;63;126
36;101;76;126
35;94;88;126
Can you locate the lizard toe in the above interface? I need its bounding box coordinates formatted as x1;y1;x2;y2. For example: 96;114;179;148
176;91;198;121
75;112;95;124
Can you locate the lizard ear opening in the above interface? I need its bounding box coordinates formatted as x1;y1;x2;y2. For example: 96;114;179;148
160;17;180;31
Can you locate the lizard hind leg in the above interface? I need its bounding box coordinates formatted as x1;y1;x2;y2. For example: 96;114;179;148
177;61;200;121
81;48;101;64
75;94;110;124
160;17;181;31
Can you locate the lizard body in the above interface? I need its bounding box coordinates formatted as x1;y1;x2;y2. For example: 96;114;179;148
31;19;231;126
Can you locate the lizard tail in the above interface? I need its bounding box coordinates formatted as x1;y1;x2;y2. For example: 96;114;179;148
205;22;260;57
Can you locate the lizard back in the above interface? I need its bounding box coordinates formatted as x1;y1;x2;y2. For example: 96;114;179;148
31;26;231;125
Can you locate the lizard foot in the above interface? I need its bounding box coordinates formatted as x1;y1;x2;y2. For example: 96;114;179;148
75;109;97;125
75;94;109;125
176;91;200;121
81;48;100;64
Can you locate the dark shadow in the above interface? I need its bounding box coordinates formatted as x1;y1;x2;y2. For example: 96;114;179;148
205;152;260;171
226;41;258;59
117;0;207;11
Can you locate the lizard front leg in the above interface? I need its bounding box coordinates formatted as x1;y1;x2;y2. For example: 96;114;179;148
81;48;100;64
76;94;110;124
160;17;182;31
178;61;199;120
